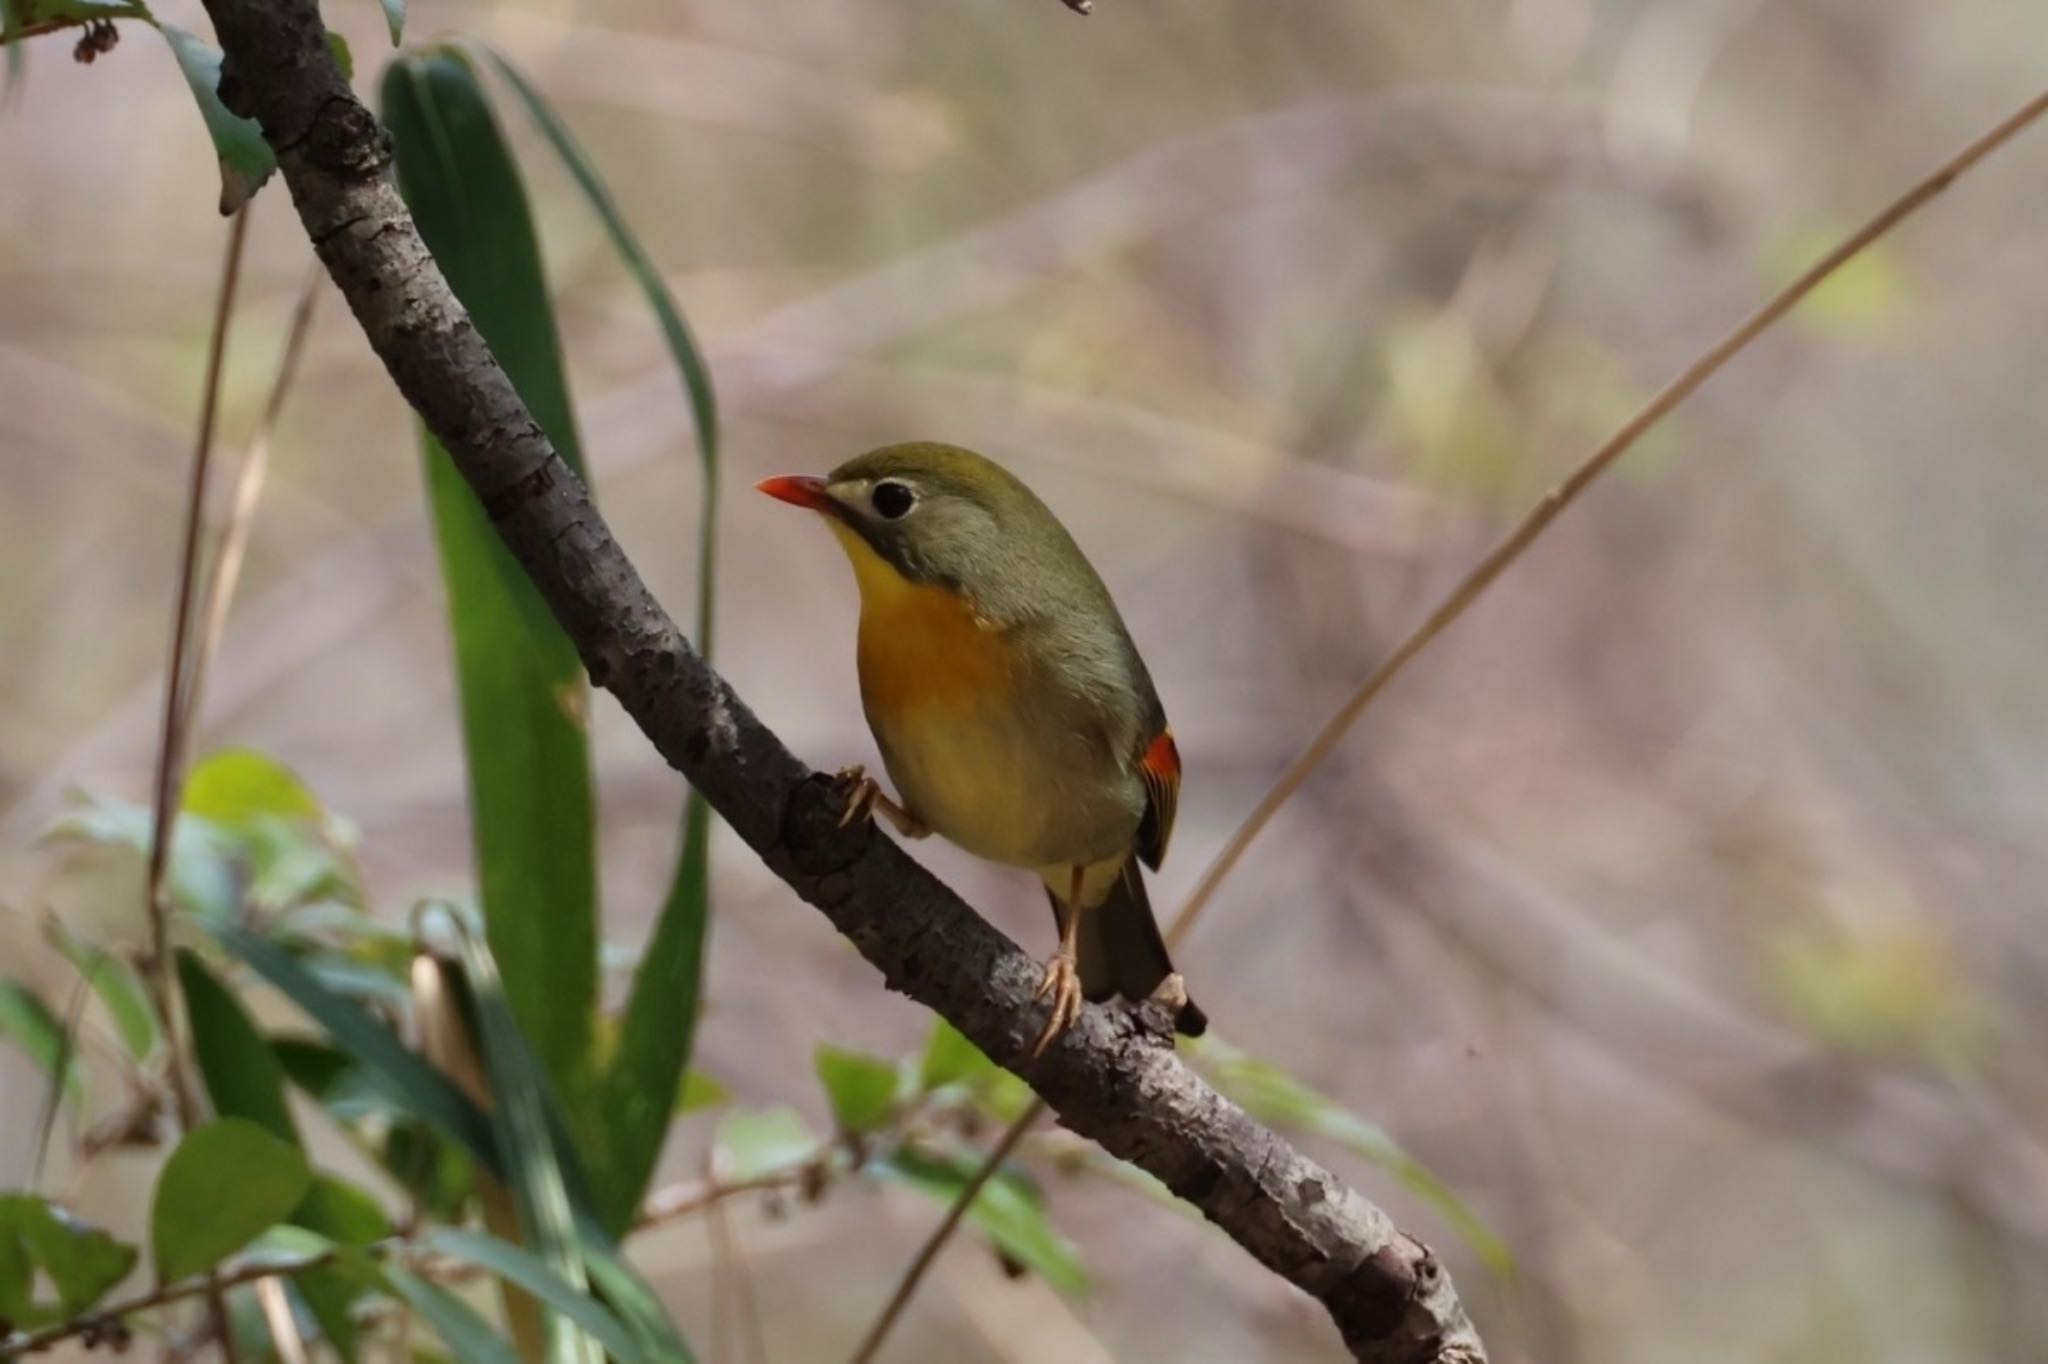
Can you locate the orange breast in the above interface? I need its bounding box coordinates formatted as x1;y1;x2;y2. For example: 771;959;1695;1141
857;580;1015;719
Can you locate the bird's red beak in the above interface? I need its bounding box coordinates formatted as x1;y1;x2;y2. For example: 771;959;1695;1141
755;474;835;513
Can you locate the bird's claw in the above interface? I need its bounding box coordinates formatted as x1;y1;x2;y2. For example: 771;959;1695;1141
833;765;878;829
831;765;929;838
1031;952;1083;1057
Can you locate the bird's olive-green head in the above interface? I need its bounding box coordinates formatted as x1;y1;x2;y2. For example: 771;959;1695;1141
757;442;1116;626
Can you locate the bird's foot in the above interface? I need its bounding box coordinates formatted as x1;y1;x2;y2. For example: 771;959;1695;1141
831;765;928;838
1030;949;1083;1057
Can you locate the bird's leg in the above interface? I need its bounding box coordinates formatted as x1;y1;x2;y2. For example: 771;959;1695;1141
1032;865;1086;1056
832;764;929;838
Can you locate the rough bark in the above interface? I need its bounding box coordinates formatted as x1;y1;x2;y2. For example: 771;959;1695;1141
194;4;1487;1358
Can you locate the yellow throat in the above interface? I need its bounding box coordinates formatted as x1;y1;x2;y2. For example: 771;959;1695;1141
824;520;1015;718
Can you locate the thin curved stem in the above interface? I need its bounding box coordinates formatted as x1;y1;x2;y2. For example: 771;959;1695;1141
845;1101;1040;1364
181;265;323;739
140;203;251;1364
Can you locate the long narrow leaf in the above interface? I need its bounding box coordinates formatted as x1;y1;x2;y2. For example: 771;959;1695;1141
384;1268;525;1364
478;45;723;1236
429;906;600;1364
426;1228;647;1364
575;1229;695;1364
157;23;276;213
212;924;497;1164
178;948;299;1144
0;981;80;1104
47;921;158;1060
380;46;600;1103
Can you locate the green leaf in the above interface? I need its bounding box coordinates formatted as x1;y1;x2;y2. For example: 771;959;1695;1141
384;1268;525;1364
880;1150;1086;1296
425;1228;649;1364
716;1107;818;1181
381;47;600;1106
575;1234;694;1364
481;47;723;1234
383;1122;478;1222
814;1045;900;1133
431;906;602;1364
213;923;498;1165
294;1174;391;1246
181;937;379;1361
675;1068;730;1116
40;795;240;921
238;1223;341;1269
917;1018;1031;1120
150;1118;311;1284
290;1175;389;1362
45;921;158;1060
182;748;323;827
326;28;353;79
244;822;363;917
0;1202;28;1325
919;1018;996;1092
0;1195;139;1327
1193;1040;1515;1281
178;948;299;1145
589;797;709;1232
0;980;80;1104
2;0;20;92
157;24;276;214
273;1037;354;1098
296;1267;366;1361
374;0;402;45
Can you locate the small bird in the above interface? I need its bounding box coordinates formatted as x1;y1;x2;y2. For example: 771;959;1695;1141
758;443;1206;1052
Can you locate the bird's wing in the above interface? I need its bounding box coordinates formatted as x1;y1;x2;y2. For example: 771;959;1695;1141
1134;726;1180;871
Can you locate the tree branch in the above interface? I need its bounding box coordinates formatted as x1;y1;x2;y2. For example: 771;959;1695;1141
194;3;1485;1359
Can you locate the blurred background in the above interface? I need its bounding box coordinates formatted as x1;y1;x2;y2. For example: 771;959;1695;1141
5;0;2048;1359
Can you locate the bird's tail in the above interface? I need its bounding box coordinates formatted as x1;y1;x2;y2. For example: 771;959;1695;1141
1056;862;1207;1037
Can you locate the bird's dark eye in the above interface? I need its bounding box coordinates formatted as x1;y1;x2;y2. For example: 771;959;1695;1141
871;480;916;520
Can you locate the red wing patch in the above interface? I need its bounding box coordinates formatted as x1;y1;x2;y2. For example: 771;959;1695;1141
1136;727;1181;870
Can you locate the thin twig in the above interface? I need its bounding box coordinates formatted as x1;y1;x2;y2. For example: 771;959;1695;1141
846;1102;1038;1364
0;3;148;45
706;1152;731;1364
139;203;250;1364
635;1167;813;1230
142;205;249;1107
840;84;2048;1362
252;1277;309;1364
181;265;323;739
704;1159;769;1364
1164;85;2048;949
2;1250;341;1356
